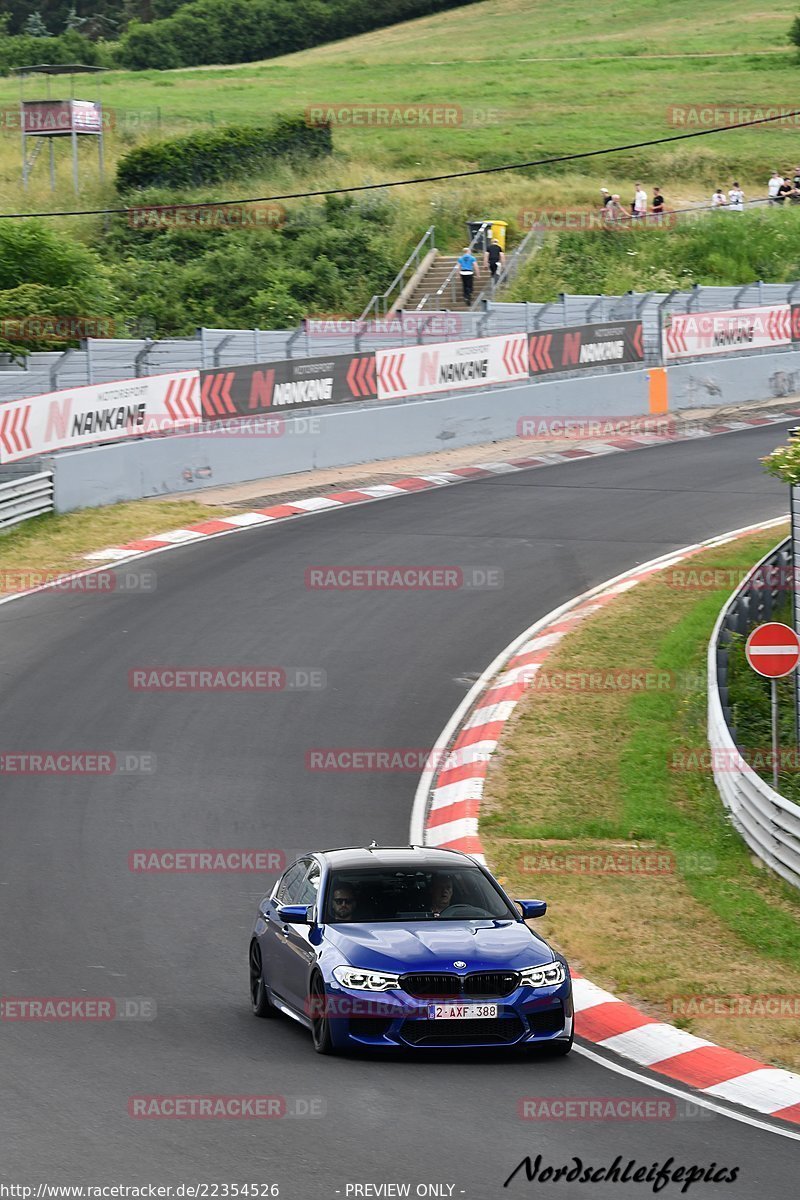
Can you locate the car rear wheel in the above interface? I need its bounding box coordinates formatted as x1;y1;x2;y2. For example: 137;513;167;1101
249;940;274;1018
310;973;335;1055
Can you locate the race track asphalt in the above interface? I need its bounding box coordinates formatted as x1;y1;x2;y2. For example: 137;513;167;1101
0;424;797;1197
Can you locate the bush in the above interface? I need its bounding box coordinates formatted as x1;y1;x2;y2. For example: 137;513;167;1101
115;116;332;192
0;29;109;73
0;221;117;353
116;0;482;70
102;194;400;334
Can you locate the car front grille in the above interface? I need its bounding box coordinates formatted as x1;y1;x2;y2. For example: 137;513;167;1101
400;1015;523;1046
401;971;519;999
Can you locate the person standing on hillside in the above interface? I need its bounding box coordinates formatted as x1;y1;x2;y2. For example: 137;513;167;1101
457;246;480;305
768;170;784;205
633;182;648;219
711;188;727;209
651;187;665;221
728;182;745;212
484;239;505;287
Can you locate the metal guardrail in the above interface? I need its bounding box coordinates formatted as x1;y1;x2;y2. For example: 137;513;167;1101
472;226;544;311
359;226;436;323
6;277;800;405
708;536;800;890
0;469;54;531
415;222;490;312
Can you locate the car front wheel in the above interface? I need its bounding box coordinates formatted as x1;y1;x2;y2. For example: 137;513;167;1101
249;940;274;1018
310;973;335;1055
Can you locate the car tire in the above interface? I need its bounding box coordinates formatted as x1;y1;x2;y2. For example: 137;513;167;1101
249;940;274;1018
310;973;335;1055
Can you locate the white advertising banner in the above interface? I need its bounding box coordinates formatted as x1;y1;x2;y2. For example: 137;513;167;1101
0;371;200;464
663;306;793;360
375;333;528;400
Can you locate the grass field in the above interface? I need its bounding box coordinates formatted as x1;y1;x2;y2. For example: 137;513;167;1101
1;0;800;249
482;526;800;1072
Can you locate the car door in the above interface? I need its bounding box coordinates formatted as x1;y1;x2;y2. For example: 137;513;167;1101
260;860;308;1006
280;859;321;1013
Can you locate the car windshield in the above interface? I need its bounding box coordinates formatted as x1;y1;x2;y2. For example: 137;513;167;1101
324;866;516;923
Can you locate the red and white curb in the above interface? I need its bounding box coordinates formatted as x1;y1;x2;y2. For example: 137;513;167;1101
410;516;800;1128
82;411;799;564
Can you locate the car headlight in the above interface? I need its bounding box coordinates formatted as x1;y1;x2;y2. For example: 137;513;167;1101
518;961;566;988
332;966;401;991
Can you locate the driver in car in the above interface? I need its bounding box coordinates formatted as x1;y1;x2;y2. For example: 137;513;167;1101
430;874;455;916
330;883;357;921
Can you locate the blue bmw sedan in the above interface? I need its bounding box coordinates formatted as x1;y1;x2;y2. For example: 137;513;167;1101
248;849;568;1056
249;845;573;1055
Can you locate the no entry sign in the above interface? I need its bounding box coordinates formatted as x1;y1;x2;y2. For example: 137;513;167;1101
745;622;800;679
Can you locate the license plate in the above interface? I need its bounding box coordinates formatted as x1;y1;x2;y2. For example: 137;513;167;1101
427;1003;498;1020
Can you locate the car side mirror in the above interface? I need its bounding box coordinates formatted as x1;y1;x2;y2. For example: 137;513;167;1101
517;899;547;920
277;904;309;924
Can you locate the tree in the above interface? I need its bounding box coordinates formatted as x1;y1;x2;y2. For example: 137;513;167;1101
23;9;52;35
790;15;800;50
64;5;85;30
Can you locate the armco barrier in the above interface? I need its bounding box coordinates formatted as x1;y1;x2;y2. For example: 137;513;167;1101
0;469;54;529
708;537;800;890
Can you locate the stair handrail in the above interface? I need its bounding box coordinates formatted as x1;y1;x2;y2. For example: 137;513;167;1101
427;222;490;311
472;226;543;310
358;226;436;323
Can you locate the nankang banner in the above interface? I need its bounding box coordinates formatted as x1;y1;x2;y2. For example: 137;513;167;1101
529;321;644;376
199;351;376;419
0;371;200;464
375;334;528;400
662;306;793;360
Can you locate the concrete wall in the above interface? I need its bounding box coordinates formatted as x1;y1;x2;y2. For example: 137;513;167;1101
46;368;650;512
45;349;800;512
667;348;800;409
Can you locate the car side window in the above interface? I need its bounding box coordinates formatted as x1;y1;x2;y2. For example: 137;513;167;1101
296;861;321;906
276;862;306;905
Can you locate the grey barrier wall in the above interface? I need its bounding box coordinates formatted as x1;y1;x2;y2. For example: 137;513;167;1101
667;348;800;409
44;347;800;513
46;369;649;512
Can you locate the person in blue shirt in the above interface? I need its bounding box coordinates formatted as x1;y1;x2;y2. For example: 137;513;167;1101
457;247;480;305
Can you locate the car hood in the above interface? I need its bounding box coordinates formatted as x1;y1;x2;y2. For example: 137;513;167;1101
326;920;558;973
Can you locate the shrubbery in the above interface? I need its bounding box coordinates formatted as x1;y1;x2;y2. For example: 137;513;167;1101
116;117;332;191
0;29;110;73
0;221;116;353
116;0;480;70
